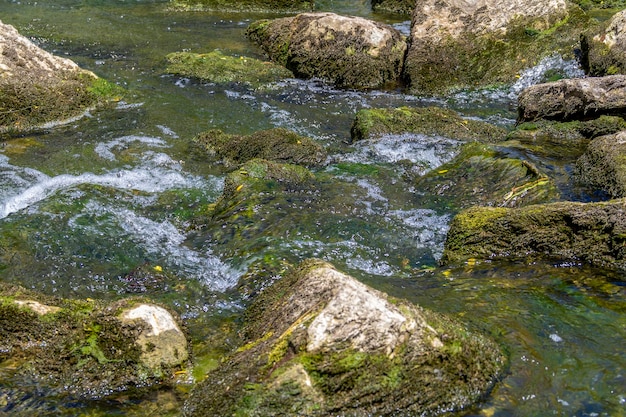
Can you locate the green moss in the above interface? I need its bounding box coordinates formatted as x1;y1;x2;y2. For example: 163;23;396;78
193;127;327;169
350;106;507;142
404;5;593;94
165;50;293;86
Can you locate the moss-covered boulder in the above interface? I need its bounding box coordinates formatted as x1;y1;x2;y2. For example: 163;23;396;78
170;0;313;12
0;20;122;135
507;116;626;158
246;13;407;89
350;106;507;143
412;143;560;210
0;283;188;404
403;1;590;94
165;50;293;86
193;127;327;169
441;199;626;270
575;130;626;198
580;9;626;76
517;75;626;123
183;259;506;416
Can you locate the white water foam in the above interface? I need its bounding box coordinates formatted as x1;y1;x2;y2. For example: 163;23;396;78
339;133;461;173
69;202;240;291
94;135;169;161
0;149;216;220
388;209;451;261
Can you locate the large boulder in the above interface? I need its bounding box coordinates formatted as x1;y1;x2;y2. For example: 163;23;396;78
517;75;626;122
441;199;626;270
0;283;188;404
0;20;121;134
246;12;407;89
575;130;626;198
403;0;588;94
581;9;626;76
183;259;506;416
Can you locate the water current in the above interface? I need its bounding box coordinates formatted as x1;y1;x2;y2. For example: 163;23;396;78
0;1;624;416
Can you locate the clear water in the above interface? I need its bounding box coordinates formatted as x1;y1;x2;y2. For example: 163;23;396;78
0;1;624;416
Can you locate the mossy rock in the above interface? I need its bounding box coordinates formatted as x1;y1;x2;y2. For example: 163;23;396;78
0;283;188;404
506;116;626;158
403;5;593;94
350;106;507;143
246;13;408;89
580;9;626;76
412;143;560;210
192;127;327;169
441;199;626;270
170;0;313;12
183;260;506;416
165;50;293;86
0;21;122;135
575;130;626;198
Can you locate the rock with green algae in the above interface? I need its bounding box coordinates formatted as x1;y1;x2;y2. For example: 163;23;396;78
412;143;560;210
440;199;626;270
580;8;626;76
575;130;626;198
517;75;626;123
246;12;407;89
0;20;122;135
507;116;626;158
170;0;313;12
403;1;591;94
183;259;506;417
0;283;188;404
350;106;507;143
192;127;327;169
371;0;414;15
165;50;293;86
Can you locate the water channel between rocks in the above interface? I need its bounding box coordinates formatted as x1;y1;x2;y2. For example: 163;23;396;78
0;1;624;416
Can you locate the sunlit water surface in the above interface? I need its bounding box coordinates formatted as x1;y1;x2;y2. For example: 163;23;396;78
0;1;624;416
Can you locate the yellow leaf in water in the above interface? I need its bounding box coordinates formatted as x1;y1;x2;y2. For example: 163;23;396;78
153;265;163;272
438;169;448;174
236;184;244;192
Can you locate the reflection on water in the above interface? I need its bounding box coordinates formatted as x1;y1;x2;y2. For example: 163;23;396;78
0;1;624;416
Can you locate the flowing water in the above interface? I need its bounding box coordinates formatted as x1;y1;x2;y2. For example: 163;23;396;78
0;1;624;416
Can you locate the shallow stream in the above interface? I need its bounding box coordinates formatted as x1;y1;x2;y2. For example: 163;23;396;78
0;1;624;416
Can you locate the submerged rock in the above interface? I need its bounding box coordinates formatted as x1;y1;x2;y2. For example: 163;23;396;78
183;259;506;416
507;116;626;159
403;0;588;94
0;283;188;403
441;199;626;270
0;20;122;134
371;0;414;15
412;143;560;210
165;50;293;86
581;9;626;76
193;127;327;168
517;75;626;123
247;12;407;89
575;130;626;198
350;106;507;142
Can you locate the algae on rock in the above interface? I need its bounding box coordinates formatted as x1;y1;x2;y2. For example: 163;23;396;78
350;106;507;142
183;260;506;416
412;143;560;210
170;0;313;12
0;20;122;135
192;127;327;169
0;283;188;405
441;199;626;270
575;130;626;198
165;50;294;86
